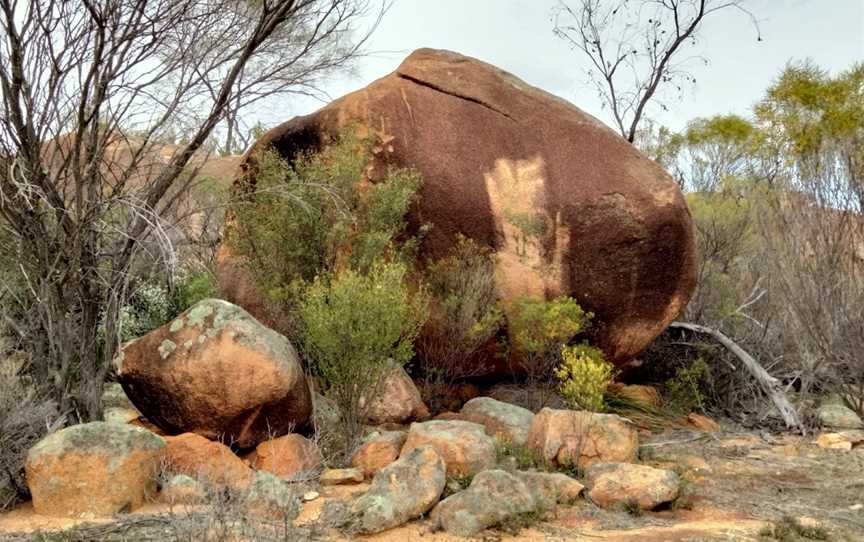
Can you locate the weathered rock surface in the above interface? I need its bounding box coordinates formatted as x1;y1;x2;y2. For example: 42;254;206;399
249;434;322;481
245;470;301;520
350;445;446;534
586;462;680;510
159;474;207;505
115;299;311;448
460;396;534;445
319;468;364;485
360;364;429;424
815;431;864;451
163;433;252;489
350;431;406;477
25;422;165;517
525;408;639;469
515;471;585;507
432;470;537;536
817;404;863;430
401;420;497;476
685;413;722;433
217;48;696;370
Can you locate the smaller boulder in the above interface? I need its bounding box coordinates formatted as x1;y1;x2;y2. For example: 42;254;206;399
515;471;584;507
164;433;252;489
685;413;721;433
250;434;322;481
401;420;497;476
815;431;864;451
525;408;638;470
319;468;364;486
360;364;429;424
817;404;863;430
350;445;446;534
245;470;301;520
350;431;406;478
25;422;165;517
431;470;537;537
586;462;680;510
460;397;534;446
159;474;207;505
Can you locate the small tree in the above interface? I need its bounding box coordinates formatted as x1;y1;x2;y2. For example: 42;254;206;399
552;0;760;142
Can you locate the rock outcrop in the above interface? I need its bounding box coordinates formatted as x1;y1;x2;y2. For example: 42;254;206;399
400;420;497;476
217;48;696;370
25;422;165;517
350;430;407;478
360;364;429;424
163;433;252;489
585;462;680;510
460;396;534;445
525;408;639;469
115;299;311;448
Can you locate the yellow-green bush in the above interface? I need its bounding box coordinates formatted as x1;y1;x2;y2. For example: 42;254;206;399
554;343;614;412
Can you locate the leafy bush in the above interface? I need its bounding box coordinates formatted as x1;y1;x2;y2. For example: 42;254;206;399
554;343;614;412
664;357;711;414
299;260;427;454
227;133;422;341
417;235;503;411
508;296;594;410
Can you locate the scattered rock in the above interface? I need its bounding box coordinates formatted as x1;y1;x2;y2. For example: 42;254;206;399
606;383;662;408
586;462;680;510
303;491;320;502
350;445;446;534
401;420;497;476
115;299;312;448
245;470;301;520
516;471;584;507
431;469;537;537
164;433;252;489
815;431;864;451
218;48;697;371
817;404;864;429
25;422;165;517
159;474;207;505
350;431;406;478
460;397;534;446
685;413;721;433
360;363;429;424
525;408;639;469
250;434;322;481
320;468;364;485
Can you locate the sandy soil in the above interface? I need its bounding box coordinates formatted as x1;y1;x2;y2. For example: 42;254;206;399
2;430;862;541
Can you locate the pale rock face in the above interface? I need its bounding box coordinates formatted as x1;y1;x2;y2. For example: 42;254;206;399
586;461;680;510
817;404;864;430
245;470;301;520
431;470;537;537
159;474;207;505
400;420;497;476
350;445;446;534
460;396;535;446
25;422;165;517
115;299;311;449
524;408;639;470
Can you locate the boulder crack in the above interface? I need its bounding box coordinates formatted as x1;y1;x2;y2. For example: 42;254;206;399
397;72;518;123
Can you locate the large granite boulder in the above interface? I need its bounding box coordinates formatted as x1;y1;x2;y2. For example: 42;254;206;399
115;299;311;449
216;48;696;370
25;422;165;517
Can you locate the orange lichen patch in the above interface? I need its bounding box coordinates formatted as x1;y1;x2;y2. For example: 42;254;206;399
163;433;252;490
250;434;322;480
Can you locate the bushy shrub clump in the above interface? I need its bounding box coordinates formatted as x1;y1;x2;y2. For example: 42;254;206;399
417;235;503;410
665;357;710;414
554;344;614;412
299;260;427;447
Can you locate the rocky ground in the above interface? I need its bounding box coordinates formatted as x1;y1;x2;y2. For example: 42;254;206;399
2;427;862;541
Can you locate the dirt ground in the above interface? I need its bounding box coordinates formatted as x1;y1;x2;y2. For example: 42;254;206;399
1;429;862;541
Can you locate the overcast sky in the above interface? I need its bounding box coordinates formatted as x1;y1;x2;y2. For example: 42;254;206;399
263;0;863;133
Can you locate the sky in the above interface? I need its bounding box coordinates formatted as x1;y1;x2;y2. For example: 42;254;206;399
262;0;864;134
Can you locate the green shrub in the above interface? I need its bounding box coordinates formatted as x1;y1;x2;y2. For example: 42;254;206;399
417;235;503;410
665;357;710;414
299;260;427;454
554;343;614;412
172;270;218;314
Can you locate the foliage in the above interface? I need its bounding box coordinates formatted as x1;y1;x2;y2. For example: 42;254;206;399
417;235;504;411
299;260;427;451
664;357;710;414
494;440;550;471
228;134;423;339
759;515;829;541
0;353;64;511
554;343;614;412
